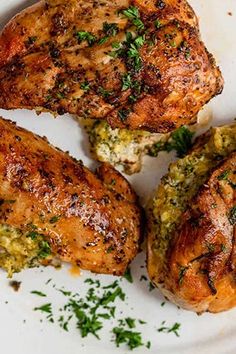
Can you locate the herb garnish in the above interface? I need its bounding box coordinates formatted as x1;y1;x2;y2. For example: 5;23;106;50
75;31;96;46
38;240;51;259
49;215;60;224
103;22;119;37
123;267;133;283
118;108;131;122
148;126;194;158
34;303;52;314
80;81;90;91
157;321;181;337
217;170;230;180
228;206;236;225
31;290;47;297
178;265;188;285
112;327;144;350
122;6;145;31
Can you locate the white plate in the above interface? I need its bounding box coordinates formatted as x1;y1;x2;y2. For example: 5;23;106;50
0;1;236;354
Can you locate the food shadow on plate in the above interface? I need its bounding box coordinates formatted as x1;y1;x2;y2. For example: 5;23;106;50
73;116;100;171
129;252;177;309
0;0;37;28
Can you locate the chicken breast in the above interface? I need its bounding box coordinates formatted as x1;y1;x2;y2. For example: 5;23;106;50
147;124;236;313
0;117;142;277
0;0;223;133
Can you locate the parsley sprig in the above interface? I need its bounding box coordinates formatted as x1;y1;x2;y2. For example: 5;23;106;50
122;6;145;31
148;126;194;158
75;31;96;46
157;321;181;337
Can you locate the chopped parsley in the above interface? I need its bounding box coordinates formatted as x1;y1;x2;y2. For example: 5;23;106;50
30;276;181;349
112;327;144;350
157;321;181;337
217;170;230;180
123;267;133;283
38;240;51;259
154;19;162;29
80;81;90;91
34;303;52;314
122;6;145;31
148;126;194;158
98;86;113;99
178;265;188;285
49;215;60;224
103;22;119;37
149;282;155;292
121;73;133;91
75;31;96;46
118;108;131;122
167;126;194;157
31;290;47;297
25;36;37;46
228;206;236;225
125;317;136;328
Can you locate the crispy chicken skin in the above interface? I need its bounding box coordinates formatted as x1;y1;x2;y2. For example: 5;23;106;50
0;0;223;133
165;154;236;313
0;117;142;276
147;125;236;313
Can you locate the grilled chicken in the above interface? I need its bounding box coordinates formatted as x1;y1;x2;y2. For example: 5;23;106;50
0;117;142;277
0;0;223;133
147;124;236;313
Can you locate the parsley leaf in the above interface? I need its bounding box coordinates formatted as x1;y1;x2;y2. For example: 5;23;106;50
112;327;143;350
31;290;47;297
103;22;119;37
228;206;236;225
122;6;145;31
80;81;90;91
34;303;52;314
157;322;181;337
123;267;133;283
38;240;51;259
166;126;194;157
75;31;96;46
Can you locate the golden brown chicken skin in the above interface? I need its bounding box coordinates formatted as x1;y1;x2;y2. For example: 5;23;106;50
0;0;223;133
0;117;142;276
165;154;236;313
147;124;236;313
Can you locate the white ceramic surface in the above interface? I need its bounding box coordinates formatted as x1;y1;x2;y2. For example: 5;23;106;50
0;1;235;354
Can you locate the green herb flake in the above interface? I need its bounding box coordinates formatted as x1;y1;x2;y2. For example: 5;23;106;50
178;265;188;285
80;81;90;91
75;31;96;46
31;290;47;297
157;322;181;337
38;240;51;259
123;267;133;283
118;108;131;122
228;206;236;225
221;244;227;253
102;22;119;37
154;19;162;29
34;303;52;314
122;6;145;31
112;327;144;350
218;170;230;180
125;317;136;329
49;215;60;224
98;86;113;98
167;126;194;157
26;36;37;46
149;282;155;292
